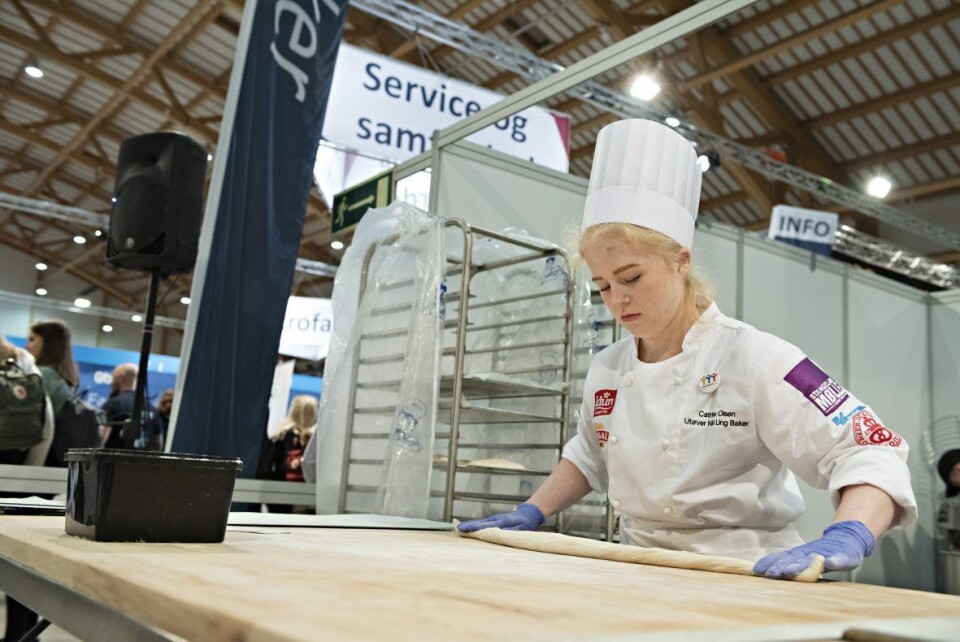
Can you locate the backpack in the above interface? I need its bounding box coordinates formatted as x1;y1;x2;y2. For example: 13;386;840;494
0;358;46;450
45;392;101;467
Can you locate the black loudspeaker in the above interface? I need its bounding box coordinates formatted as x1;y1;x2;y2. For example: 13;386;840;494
106;132;208;275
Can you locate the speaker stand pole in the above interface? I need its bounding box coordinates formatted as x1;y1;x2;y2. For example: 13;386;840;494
121;268;161;447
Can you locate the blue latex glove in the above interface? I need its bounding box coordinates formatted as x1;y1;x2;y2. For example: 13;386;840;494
753;520;875;580
456;503;546;533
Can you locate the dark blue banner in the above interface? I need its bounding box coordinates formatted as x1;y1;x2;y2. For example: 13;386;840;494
171;0;347;475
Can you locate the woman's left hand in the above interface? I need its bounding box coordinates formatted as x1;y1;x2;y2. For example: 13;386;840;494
753;520;875;579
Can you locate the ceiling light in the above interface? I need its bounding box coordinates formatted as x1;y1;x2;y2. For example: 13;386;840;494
867;176;892;198
665;117;681;128
35;287;48;296
74;297;91;308
180;296;191;305
111;197;117;203
35;262;48;271
101;324;113;333
94;229;103;238
24;62;43;79
207;153;213;162
73;235;86;244
331;240;345;250
629;74;660;101
697;150;721;173
131;314;143;322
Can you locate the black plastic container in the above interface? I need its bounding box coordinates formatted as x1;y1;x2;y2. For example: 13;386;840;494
65;449;243;543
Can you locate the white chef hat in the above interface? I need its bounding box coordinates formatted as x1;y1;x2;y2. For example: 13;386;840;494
581;119;702;248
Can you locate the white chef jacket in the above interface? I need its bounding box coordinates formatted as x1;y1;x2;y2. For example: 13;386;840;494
563;303;917;560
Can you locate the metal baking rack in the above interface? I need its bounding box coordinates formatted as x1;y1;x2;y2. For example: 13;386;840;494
337;218;575;530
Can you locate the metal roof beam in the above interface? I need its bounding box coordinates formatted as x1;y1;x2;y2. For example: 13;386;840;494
762;1;960;88
15;2;222;200
805;73;960;130
352;0;960;251
0;25;218;143
25;0;228;95
846;131;960;172
681;0;903;91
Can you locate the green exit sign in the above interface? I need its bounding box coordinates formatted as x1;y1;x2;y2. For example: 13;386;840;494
331;169;394;237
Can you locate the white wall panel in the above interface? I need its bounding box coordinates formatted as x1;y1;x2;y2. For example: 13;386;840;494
931;291;960;431
742;239;845;376
847;275;932;591
741;238;847;550
436;142;587;244
0;245;41;336
693;224;739;315
0;244;39;292
0;244;180;354
928;291;960;595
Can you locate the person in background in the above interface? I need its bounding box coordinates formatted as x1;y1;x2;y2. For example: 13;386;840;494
257;395;318;513
26;320;77;420
301;417;318;484
143;388;174;451
1;331;54;642
939;449;960;500
100;363;153;449
458;119;916;581
0;331;54;467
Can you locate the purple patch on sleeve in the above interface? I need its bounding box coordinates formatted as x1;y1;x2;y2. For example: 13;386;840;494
783;357;849;416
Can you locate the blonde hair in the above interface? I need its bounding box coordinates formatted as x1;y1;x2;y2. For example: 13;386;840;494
574;223;715;328
275;395;318;441
157;389;175;416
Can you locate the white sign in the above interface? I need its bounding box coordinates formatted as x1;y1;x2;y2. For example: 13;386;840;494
279;296;333;361
266;360;295;440
322;43;570;172
768;205;838;248
313;143;394;207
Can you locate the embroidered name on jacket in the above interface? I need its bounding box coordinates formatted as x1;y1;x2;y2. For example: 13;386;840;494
594;389;617;417
683;409;749;427
783;357;849;416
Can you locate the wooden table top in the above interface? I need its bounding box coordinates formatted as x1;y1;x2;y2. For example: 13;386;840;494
1;515;958;642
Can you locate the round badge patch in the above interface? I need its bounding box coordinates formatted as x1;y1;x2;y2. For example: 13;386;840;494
12;384;27;400
698;372;719;394
852;410;902;447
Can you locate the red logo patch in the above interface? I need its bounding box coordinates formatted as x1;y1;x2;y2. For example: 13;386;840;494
12;385;27;400
852;410;902;447
595;421;609;448
594;389;617;417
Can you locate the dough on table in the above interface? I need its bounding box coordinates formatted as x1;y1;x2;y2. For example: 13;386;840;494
462;458;526;470
457;527;824;583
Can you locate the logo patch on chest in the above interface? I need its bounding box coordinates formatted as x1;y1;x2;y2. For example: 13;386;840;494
852;410;902;447
594;421;609;447
783;358;849;416
698;372;719;393
594;389;617;417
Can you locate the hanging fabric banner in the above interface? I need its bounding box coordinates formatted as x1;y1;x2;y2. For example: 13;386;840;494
170;0;348;475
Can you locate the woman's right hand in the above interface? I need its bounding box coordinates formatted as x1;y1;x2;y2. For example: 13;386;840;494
456;503;545;533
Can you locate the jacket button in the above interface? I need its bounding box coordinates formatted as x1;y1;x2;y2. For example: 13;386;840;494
609;435;618;444
612;499;622;509
624;376;634;387
663;506;673;515
661;438;670;451
673;376;682;386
